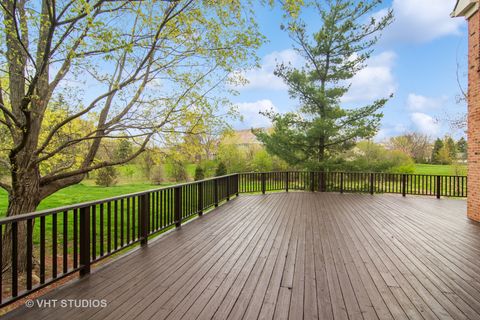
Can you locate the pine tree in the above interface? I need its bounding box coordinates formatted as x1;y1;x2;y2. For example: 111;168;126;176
431;138;444;164
457;137;467;159
444;137;457;160
255;0;393;170
194;166;205;181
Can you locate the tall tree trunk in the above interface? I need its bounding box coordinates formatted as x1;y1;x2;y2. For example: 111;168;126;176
2;166;41;274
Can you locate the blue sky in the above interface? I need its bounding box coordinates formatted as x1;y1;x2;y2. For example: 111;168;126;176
229;0;468;141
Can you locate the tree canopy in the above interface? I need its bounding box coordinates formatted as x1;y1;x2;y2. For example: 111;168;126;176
0;0;278;218
255;0;393;170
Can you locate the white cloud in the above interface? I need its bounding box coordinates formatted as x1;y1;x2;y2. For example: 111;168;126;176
233;49;302;91
236;99;278;128
407;93;448;111
410;112;440;135
378;0;463;44
342;51;397;103
374;123;408;141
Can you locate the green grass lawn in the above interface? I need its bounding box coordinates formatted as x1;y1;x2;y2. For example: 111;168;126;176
0;181;163;217
414;164;467;176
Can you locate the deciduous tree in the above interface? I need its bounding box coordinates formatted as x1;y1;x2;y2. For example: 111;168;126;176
0;0;275;272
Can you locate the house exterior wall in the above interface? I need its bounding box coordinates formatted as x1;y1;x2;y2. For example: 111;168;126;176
468;9;480;221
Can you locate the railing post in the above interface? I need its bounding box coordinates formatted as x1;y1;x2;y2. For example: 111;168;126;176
214;179;219;207
402;174;406;197
319;172;325;192
340;172;344;194
285;172;289;192
236;174;240;196
174;186;182;227
261;172;266;194
226;176;230;201
310;172;315;192
198;182;204;216
79;206;91;276
436;175;441;199
140;194;149;245
369;173;374;195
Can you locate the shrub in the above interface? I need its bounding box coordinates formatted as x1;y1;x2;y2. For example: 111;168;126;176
194;166;205;181
215;162;227;176
95;167;118;187
150;165;165;185
170;161;188;182
342;141;415;173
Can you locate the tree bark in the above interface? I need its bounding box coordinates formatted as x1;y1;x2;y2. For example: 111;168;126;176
2;166;41;274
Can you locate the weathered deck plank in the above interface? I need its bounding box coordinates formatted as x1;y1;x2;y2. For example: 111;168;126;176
4;192;479;320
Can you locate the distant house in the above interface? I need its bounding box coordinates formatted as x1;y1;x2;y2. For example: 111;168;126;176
222;128;268;148
451;0;479;221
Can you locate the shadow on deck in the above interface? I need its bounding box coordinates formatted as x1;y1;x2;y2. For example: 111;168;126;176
4;192;478;320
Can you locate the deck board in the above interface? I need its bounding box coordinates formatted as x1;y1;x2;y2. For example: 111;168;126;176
4;192;480;320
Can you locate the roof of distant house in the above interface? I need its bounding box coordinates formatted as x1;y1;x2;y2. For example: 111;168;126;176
223;128;271;145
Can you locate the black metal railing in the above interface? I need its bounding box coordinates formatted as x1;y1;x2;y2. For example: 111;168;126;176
0;171;466;307
0;174;239;307
238;171;467;198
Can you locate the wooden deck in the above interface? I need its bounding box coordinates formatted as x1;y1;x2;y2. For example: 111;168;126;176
4;192;479;320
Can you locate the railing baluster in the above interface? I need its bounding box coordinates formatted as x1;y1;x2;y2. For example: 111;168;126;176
79;206;91;276
214;179;219;207
126;198;130;244
73;210;78;269
198;182;204;216
107;202;112;253
114;201;118;250
52;213;57;278
91;206;96;260
63;212;68;274
121;199;124;246
11;222;18;297
174;187;182;228
340;172;344;194
140;194;149;245
100;204;104;256
27;219;33;290
227;176;230;201
436;175;441;199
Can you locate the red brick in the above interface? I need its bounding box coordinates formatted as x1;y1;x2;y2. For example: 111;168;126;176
468;10;480;221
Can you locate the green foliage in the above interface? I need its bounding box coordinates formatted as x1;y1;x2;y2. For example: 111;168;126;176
194;166;205;181
169;161;189;182
341;141;415;173
215;162;228;176
138;151;156;179
150;165;165;185
457;137;467;154
216;143;249;173
431;138;444;164
116;140;133;161
457;137;467;159
255;0;393;169
198;160;218;177
252;149;273;172
95;167;118;187
444;137;457;160
431;136;458;165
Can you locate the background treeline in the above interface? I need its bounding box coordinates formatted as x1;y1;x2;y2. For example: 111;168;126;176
84;130;468;188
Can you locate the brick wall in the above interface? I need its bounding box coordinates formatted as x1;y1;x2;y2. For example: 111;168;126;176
468;9;480;221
